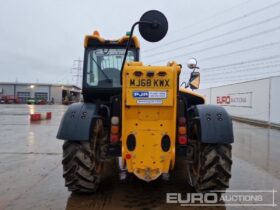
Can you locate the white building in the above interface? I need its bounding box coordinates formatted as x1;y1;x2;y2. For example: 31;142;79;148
0;82;81;104
197;76;280;127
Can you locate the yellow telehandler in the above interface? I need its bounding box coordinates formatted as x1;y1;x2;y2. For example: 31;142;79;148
57;10;233;193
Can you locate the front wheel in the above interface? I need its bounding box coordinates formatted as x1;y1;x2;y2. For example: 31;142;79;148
62;119;106;192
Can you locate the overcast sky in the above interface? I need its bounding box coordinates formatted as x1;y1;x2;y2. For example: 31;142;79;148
0;0;280;88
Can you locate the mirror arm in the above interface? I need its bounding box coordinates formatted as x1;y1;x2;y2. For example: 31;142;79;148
120;21;154;85
185;81;190;89
185;69;197;89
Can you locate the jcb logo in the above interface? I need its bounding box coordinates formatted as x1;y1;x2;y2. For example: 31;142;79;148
129;79;170;87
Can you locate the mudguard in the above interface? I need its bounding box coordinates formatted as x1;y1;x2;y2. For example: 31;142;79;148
56;102;100;141
189;104;234;144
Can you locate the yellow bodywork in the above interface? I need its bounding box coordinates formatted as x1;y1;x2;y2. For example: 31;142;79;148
122;61;181;182
179;88;206;103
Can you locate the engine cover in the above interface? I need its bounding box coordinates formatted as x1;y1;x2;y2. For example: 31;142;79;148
121;61;181;181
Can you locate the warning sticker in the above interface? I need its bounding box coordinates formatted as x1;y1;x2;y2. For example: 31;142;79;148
136;99;163;104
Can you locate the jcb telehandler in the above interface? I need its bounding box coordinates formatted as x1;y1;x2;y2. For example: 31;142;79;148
57;10;234;193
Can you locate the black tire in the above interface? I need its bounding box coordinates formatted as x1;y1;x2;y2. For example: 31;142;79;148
194;143;232;192
62;119;106;192
187;107;232;192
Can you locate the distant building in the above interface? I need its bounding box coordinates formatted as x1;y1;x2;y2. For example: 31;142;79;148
0;82;81;104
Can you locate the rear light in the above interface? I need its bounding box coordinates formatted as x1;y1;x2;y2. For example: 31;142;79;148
111;125;119;134
110;134;119;143
134;71;143;77
178;117;186;126
146;71;154;77
158;71;167;77
178;126;186;135
178;136;188;145
110;116;120;143
177;117;188;145
126;153;132;159
111;116;119;125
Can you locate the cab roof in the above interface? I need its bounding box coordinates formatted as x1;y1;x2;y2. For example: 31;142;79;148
84;30;140;49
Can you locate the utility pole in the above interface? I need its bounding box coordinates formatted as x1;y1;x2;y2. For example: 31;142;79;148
72;58;83;88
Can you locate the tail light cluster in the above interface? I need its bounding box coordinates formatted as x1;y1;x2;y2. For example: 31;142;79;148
177;117;188;145
110;116;120;143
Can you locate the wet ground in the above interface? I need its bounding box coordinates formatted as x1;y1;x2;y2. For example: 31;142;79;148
0;104;279;210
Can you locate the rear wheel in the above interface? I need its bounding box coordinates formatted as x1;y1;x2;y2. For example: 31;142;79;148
62;119;106;192
187;110;232;192
187;143;232;192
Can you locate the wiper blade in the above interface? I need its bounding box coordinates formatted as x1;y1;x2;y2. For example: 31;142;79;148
90;54;112;82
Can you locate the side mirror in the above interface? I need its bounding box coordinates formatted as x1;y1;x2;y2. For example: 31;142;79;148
139;10;168;42
189;71;200;90
121;10;168;84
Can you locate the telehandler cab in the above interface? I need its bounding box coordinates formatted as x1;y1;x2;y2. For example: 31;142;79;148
57;10;234;193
